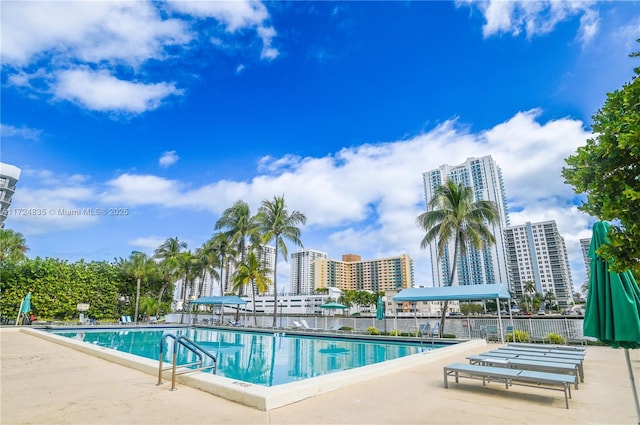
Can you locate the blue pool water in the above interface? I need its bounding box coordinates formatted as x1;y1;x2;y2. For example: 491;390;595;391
50;327;444;386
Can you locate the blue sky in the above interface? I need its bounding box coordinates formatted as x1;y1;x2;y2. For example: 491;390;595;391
2;1;639;292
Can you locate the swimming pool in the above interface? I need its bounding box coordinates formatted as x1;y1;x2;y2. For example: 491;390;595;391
50;327;441;386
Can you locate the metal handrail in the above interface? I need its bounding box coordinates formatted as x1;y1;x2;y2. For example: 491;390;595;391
157;333;217;390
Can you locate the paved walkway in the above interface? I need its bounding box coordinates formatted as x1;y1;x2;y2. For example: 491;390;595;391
1;327;639;424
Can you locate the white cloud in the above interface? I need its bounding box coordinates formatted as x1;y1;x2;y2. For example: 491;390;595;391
165;0;279;60
2;1;277;113
53;68;183;113
1;1;190;67
9;175;99;234
165;1;269;31
128;236;168;254
0;124;42;141
257;26;279;60
459;0;600;43
101;174;182;205
159;150;180;168
16;111;593;290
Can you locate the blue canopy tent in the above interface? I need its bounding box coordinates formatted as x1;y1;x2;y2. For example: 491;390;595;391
191;296;248;325
393;284;513;342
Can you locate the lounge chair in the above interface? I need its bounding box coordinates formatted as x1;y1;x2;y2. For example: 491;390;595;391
466;355;580;389
292;321;303;329
420;322;440;338
443;362;575;409
300;319;318;331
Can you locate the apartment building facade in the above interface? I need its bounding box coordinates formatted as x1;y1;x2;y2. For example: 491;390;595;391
504;220;575;308
0;162;21;228
312;253;414;292
290;249;328;295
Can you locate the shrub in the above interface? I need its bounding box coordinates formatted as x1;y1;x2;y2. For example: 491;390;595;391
366;326;379;335
545;333;566;345
441;333;457;339
388;329;401;336
339;326;354;331
505;329;530;343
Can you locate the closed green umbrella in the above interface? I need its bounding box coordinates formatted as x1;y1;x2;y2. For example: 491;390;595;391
584;221;640;423
15;292;31;325
376;296;385;321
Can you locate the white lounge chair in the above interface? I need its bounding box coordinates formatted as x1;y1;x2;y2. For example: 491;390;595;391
300;319;318;331
292;321;303;329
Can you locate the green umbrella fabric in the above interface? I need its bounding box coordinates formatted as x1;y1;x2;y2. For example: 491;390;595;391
320;302;348;309
19;292;31;314
583;221;640;349
376;296;385;320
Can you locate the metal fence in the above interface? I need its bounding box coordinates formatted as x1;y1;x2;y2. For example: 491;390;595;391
174;313;588;343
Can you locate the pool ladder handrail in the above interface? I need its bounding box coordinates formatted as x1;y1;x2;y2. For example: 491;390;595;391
157;333;217;391
419;323;436;348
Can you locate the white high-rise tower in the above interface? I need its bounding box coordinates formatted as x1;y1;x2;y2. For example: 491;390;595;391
504;220;575;308
290;249;327;295
422;155;510;288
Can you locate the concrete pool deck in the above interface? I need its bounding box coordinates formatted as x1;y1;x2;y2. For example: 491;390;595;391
2;327;639;424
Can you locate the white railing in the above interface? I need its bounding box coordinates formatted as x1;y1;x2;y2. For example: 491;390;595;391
181;313;588;343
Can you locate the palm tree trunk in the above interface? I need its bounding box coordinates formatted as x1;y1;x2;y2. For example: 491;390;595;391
134;277;141;324
439;240;460;334
272;239;279;328
156;279;169;316
252;279;257;326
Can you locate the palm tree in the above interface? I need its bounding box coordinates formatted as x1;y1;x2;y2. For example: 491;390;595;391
0;228;28;262
197;239;222;297
523;280;536;313
215;200;261;299
154;237;187;262
256;195;307;327
154;237;187;316
416;179;500;334
155;259;177;316
209;232;234;297
232;251;272;326
176;250;198;323
128;252;157;323
544;290;557;312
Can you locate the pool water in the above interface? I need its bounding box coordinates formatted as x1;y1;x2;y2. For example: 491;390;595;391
51;327;442;386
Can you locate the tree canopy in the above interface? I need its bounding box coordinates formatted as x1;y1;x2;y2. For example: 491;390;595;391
562;42;640;275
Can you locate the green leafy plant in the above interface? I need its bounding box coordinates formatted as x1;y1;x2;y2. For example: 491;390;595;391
366;326;379;335
506;329;530;343
545;333;566;345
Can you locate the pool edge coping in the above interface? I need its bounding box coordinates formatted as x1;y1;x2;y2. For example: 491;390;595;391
20;327;487;411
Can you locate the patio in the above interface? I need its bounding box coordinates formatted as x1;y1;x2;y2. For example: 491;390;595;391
1;327;639;424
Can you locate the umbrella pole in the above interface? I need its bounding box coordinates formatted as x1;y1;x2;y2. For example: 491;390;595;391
624;348;640;425
15;297;25;326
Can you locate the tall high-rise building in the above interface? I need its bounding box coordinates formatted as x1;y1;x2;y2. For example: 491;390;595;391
423;156;510;287
0;162;21;229
580;238;591;291
313;253;414;292
290;249;328;295
173;244;277;309
504;220;575;308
